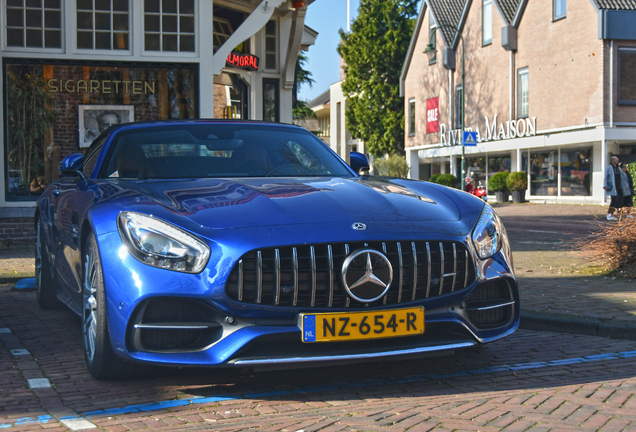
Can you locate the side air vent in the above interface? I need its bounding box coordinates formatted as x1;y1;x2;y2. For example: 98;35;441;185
465;280;514;329
128;298;223;352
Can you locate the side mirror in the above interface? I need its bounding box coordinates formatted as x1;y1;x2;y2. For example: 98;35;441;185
349;151;370;175
58;153;86;179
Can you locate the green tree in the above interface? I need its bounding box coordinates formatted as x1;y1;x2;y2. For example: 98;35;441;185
293;52;315;108
292;100;317;119
337;0;417;157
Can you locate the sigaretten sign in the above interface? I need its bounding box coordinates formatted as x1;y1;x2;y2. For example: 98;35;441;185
426;97;440;134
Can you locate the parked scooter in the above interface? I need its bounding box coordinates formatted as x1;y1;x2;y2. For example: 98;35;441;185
465;179;488;200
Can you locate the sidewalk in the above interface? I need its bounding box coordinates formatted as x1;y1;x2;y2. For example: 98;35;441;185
493;202;636;340
1;203;634;340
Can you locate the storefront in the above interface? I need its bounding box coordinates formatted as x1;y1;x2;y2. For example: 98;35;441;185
0;0;317;240
400;0;636;204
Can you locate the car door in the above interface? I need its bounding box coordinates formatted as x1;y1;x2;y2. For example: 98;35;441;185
52;139;106;309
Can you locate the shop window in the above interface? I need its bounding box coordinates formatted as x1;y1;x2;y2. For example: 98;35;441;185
455;85;463;129
144;0;195;52
482;0;492;46
264;20;278;70
618;48;636;106
428;13;436;65
4;62;197;201
517;67;529;118
553;0;566;20
561;149;592;196
77;0;129;50
530;151;557;196
466;157;486;190
5;0;62;49
487;155;511;191
408;98;415;137
263;78;279;122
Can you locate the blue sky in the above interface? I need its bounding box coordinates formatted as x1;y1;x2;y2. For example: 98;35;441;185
298;0;361;103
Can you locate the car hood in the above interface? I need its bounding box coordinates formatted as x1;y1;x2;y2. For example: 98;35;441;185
112;177;463;230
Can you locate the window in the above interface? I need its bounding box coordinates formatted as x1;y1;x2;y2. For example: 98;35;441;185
4;61;197;201
212;16;232;53
336;102;341;154
482;0;492;45
77;0;129;50
263;79;279;122
428;13;436;65
618;48;636;106
455;85;463;129
553;0;566;20
5;0;62;49
530;151;557;196
561;148;592;196
264;20;277;70
408;98;415;136
144;0;195;52
517;68;529;118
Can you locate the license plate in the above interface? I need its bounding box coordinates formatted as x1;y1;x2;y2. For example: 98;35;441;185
300;307;424;343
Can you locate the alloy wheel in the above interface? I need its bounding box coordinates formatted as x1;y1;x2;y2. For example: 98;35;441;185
83;242;99;363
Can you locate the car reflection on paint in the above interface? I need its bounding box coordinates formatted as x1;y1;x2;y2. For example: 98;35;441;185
35;120;519;380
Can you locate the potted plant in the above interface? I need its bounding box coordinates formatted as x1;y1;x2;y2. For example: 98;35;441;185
506;171;528;204
488;171;510;203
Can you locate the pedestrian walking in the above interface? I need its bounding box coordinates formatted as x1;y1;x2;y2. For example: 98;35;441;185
619;162;634;219
603;156;630;221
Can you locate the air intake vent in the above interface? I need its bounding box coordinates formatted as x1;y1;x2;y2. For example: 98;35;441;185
226;241;475;308
465;280;514;329
129;298;222;352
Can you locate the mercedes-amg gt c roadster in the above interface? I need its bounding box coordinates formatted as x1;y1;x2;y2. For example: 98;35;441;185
35;120;519;379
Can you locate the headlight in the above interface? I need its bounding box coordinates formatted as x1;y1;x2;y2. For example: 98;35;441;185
471;205;503;260
118;212;210;273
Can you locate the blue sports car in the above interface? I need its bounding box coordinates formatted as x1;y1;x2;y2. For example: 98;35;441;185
36;120;519;379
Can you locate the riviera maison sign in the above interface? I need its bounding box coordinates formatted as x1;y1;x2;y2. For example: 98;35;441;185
47;79;156;95
438;115;537;145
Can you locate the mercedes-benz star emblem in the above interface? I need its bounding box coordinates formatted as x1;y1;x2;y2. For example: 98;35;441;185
352;222;367;231
341;249;393;303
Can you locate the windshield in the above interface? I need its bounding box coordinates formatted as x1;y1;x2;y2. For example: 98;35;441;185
99;124;354;179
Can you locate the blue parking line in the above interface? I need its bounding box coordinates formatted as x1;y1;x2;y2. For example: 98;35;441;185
1;349;635;429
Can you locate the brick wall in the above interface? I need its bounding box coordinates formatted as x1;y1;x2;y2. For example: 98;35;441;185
0;218;35;241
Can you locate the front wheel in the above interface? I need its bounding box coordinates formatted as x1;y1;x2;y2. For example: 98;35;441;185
82;233;129;380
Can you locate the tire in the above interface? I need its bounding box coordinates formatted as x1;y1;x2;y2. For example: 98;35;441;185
82;233;130;380
35;218;60;309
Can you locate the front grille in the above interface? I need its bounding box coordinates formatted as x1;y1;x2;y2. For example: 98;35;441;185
225;241;475;308
465;280;514;329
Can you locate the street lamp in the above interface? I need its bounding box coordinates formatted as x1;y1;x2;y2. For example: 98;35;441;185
424;24;466;191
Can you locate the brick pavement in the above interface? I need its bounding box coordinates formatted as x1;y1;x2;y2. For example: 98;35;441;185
2;283;636;430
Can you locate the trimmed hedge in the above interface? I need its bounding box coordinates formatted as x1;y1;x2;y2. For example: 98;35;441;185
488;171;509;192
435;174;458;188
428;174;442;184
507;171;528;191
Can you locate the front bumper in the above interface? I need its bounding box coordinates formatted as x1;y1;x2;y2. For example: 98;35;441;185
97;229;519;368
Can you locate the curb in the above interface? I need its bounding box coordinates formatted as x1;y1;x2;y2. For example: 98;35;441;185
520;309;636;341
0;273;35;284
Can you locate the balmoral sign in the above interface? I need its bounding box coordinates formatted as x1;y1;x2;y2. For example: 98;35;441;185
439;115;537;145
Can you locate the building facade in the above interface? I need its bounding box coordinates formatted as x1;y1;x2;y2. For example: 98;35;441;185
401;0;636;203
0;0;316;240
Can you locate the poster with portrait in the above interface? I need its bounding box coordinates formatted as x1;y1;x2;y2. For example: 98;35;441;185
78;105;134;148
